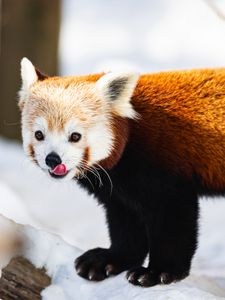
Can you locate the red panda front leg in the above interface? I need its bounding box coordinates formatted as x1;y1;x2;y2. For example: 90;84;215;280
127;187;199;287
75;196;148;281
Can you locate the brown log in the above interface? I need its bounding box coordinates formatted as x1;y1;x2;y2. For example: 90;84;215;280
0;256;51;300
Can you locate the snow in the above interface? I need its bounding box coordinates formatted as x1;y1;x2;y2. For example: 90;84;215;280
0;207;225;300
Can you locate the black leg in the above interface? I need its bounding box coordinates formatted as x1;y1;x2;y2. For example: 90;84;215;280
75;196;149;281
127;187;199;287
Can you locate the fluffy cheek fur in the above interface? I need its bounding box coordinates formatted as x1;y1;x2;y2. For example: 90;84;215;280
86;120;114;165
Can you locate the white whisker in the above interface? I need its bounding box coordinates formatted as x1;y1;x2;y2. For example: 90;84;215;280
83;173;95;191
79;160;103;187
95;162;113;196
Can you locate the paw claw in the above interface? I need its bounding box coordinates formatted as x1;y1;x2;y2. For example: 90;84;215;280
105;264;114;276
127;272;135;282
76;267;82;274
88;270;94;281
138;275;146;285
160;272;171;284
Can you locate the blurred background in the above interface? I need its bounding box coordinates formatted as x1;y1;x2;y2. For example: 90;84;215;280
1;0;225;295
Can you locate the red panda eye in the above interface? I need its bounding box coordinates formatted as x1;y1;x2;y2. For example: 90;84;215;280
35;130;44;141
69;132;81;143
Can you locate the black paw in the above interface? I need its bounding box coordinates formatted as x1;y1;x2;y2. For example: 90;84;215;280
127;266;189;287
75;248;125;281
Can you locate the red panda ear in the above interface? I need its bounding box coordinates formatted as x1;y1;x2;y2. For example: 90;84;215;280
19;58;48;110
96;72;139;119
20;57;48;89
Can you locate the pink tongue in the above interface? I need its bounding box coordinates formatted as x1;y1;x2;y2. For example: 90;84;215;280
52;164;67;176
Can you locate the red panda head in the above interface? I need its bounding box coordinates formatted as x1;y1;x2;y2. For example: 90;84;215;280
19;58;139;180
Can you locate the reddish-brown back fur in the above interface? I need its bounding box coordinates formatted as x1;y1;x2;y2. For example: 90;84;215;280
133;69;225;191
78;69;225;191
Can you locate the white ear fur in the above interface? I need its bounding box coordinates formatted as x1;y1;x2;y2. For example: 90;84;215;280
20;57;38;89
96;72;139;119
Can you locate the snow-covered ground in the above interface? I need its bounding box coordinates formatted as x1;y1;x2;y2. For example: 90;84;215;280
2;0;225;298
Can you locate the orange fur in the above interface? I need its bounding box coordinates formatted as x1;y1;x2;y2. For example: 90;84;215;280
132;68;225;191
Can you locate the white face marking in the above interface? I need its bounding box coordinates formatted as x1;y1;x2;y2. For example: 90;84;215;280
23;116;114;181
87;118;114;164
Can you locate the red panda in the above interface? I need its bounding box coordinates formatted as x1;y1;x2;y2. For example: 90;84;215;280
19;58;225;287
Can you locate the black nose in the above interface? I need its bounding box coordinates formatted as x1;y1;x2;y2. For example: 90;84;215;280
45;152;62;169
